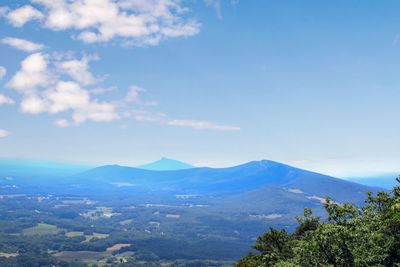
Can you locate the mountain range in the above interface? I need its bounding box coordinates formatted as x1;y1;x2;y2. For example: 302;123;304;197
0;157;391;239
0;158;384;207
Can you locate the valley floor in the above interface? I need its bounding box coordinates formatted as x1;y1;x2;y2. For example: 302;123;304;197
0;193;298;266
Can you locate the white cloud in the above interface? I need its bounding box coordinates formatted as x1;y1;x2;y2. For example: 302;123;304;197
1;37;44;52
0;129;11;138
54;119;69;128
8;53;119;125
7;52;50;94
20;96;46;114
167;119;240;131
56;55;98;85
0;94;15;105
44;81;91;114
125;86;157;106
72;101;120;124
6;5;43;27
0;66;6;79
4;0;200;46
17;79;119;124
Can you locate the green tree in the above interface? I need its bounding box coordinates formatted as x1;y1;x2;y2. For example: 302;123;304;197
237;176;400;267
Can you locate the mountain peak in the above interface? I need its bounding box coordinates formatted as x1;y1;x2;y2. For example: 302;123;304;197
137;158;194;171
233;160;287;169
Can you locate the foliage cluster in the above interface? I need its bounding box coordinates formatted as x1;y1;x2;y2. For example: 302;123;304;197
237;177;400;267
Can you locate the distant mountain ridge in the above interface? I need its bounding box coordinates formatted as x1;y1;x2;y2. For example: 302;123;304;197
62;160;379;205
137;157;194;171
0;159;383;211
0;158;91;178
345;174;398;189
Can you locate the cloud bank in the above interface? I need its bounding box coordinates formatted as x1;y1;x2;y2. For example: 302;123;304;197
7;52;119;124
5;51;240;131
2;0;200;46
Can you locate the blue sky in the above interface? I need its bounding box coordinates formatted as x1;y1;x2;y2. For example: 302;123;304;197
0;0;399;177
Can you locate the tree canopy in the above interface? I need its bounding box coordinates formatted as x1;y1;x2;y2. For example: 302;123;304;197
237;176;400;267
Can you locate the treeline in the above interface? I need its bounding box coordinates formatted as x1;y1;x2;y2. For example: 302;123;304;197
237;177;400;267
0;253;83;267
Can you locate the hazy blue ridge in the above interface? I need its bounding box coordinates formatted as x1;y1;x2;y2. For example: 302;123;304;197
0;158;92;178
345;174;398;189
62;160;380;203
137;157;195;171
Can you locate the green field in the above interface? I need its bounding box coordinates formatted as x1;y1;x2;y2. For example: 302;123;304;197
65;231;109;242
65;231;85;238
84;232;110;242
22;223;60;236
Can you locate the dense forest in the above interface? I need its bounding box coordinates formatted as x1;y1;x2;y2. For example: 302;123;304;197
237;177;400;267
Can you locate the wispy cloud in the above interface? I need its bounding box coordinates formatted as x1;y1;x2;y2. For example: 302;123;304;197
0;129;11;138
204;0;239;19
90;86;117;96
0;94;15;105
131;110;167;123
56;54;98;85
125;86;158;106
54;119;69;128
167;119;240;131
204;0;222;19
1;37;44;52
2;0;200;46
130;110;240;131
0;66;6;79
0;7;8;17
